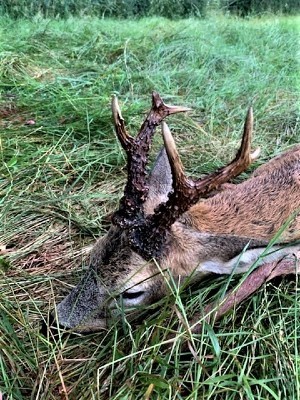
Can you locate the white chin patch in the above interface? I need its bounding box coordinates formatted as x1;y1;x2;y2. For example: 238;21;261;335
197;244;300;275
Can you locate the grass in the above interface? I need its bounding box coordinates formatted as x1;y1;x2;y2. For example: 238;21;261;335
0;13;299;399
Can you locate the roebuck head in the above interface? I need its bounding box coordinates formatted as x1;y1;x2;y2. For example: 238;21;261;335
56;92;260;331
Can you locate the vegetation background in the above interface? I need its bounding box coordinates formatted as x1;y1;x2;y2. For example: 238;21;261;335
0;0;300;18
0;0;299;399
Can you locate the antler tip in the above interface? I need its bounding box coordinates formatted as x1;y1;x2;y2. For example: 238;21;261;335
161;120;172;141
112;94;120;112
152;91;191;114
250;147;261;161
152;91;164;109
161;122;176;159
161;121;183;172
112;95;126;127
246;106;254;124
168;105;192;114
241;105;254;146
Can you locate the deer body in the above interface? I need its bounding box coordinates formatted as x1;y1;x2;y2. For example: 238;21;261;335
56;94;300;332
157;147;300;277
188;145;300;241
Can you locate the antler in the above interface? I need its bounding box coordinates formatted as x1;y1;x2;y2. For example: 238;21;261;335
112;92;190;228
151;107;260;229
128;108;260;260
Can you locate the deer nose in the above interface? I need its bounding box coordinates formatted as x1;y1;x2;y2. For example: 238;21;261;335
40;307;108;339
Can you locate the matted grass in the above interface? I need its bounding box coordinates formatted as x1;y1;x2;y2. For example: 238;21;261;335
0;14;299;399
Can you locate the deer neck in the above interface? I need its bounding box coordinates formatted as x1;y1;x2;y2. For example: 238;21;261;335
162;217;268;277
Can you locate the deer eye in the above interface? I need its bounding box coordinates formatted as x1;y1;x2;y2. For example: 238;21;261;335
122;290;145;300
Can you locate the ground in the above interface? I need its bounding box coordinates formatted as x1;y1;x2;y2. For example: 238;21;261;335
0;14;299;400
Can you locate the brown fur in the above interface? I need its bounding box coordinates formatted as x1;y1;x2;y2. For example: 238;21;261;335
186;146;300;242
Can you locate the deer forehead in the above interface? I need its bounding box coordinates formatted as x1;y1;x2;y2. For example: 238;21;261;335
89;226;159;288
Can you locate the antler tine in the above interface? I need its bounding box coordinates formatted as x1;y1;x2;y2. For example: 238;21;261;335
149;92;191;124
112;93;190;228
161;121;194;193
162;108;260;198
147;109;260;233
112;95;133;150
133;92;191;145
144;121;196;231
194;107;260;194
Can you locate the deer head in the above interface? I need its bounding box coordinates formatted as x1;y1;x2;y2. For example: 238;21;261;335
55;93;260;332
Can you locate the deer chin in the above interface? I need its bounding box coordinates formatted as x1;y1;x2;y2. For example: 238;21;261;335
68;319;107;333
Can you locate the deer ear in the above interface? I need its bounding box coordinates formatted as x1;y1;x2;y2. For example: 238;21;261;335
144;147;173;215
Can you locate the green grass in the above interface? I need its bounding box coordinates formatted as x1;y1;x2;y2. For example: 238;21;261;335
0;14;299;399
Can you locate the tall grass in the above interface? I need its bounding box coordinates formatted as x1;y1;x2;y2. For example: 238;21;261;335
0;0;208;19
0;14;299;399
221;0;300;16
0;0;299;19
